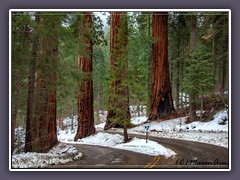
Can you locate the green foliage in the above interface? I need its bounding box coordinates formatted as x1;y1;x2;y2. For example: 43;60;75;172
168;12;229;110
127;13;152;106
183;45;215;99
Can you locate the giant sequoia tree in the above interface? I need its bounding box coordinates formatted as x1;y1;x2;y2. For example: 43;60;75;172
25;14;60;152
148;12;175;121
25;14;40;152
104;12;131;141
74;12;96;141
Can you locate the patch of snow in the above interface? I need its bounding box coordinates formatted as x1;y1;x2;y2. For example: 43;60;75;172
115;137;176;158
95;123;106;131
12;143;82;168
58;129;76;143
77;133;124;147
175;110;228;133
59;132;176;158
131;117;188;132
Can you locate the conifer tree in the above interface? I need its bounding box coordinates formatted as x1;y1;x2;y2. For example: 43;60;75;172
104;12;131;142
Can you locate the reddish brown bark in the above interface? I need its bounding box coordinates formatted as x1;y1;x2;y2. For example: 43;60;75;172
104;12;131;131
74;12;95;141
25;15;59;153
148;12;175;121
25;15;40;152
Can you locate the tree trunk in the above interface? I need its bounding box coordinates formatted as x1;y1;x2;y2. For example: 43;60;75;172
200;95;203;121
189;15;197;122
95;70;101;125
104;12;131;130
123;126;128;143
175;15;181;110
74;12;95;141
148;12;175;121
146;14;152;115
26;14;59;153
25;15;40;152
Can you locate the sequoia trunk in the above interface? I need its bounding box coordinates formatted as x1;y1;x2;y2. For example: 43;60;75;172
25;14;59;152
148;12;175;121
25;15;40;152
74;12;95;141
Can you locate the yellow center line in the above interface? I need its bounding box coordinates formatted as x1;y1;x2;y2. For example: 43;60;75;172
144;156;160;168
149;156;160;168
144;156;158;168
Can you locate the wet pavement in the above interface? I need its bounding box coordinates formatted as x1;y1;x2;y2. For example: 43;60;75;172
47;133;229;169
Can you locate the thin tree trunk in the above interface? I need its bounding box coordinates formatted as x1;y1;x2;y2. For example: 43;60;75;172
71;107;74;131
137;101;140;117
200;95;203;121
148;12;175;121
123;126;128;143
95;70;101;125
189;15;197;122
75;12;95;141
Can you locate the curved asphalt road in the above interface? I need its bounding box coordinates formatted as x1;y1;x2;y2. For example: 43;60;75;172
48;132;229;169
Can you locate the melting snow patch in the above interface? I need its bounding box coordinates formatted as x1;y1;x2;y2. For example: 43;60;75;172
12;143;82;168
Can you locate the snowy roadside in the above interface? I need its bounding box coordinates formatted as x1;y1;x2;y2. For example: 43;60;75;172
58;132;176;158
96;110;229;148
12;143;82;168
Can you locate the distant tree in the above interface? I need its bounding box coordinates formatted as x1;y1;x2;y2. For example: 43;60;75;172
148;12;175;121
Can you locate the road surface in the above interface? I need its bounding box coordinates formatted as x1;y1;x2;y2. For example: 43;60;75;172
48;133;229;169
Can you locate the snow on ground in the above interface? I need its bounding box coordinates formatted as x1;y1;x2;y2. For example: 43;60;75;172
175;110;228;133
97;110;228;148
115;137;176;157
12;143;82;168
95;122;105;131
77;133;124;147
148;131;228;148
58;132;176;158
130;110;228;133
